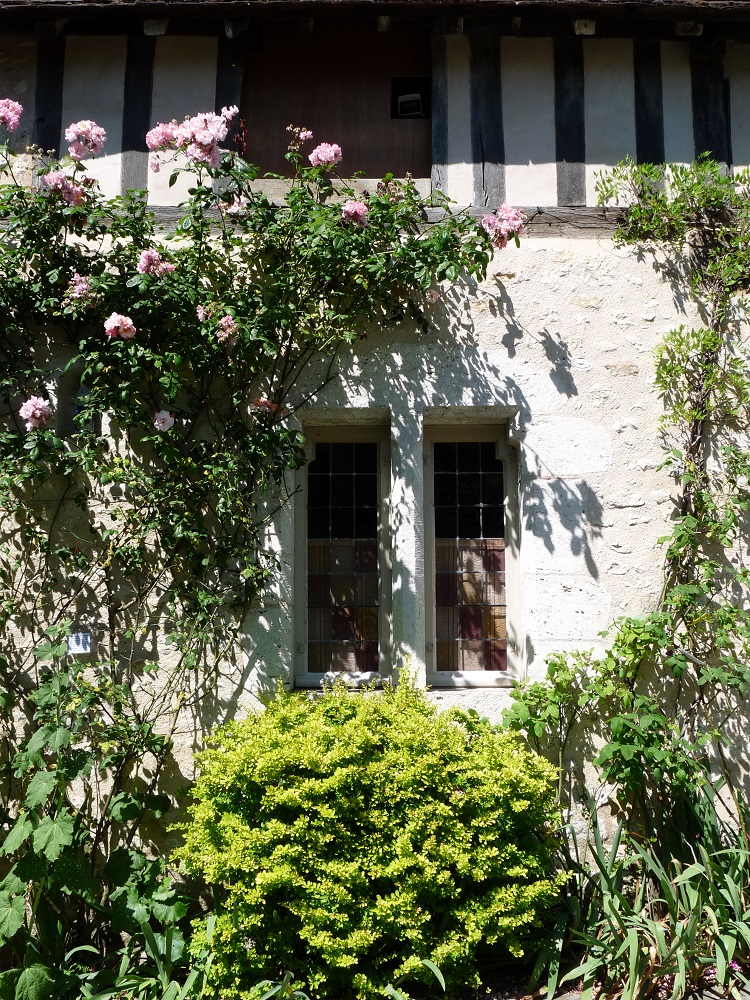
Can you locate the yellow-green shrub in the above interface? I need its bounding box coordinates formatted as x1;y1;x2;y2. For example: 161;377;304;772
176;681;563;1000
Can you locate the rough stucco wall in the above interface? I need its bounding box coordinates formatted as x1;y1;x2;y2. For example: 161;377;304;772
241;235;689;726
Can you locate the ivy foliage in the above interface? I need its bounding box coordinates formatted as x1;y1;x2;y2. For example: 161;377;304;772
176;679;564;1000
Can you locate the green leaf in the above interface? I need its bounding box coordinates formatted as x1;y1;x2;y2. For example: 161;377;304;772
0;969;20;1000
145;793;171;818
2;814;31;856
107;791;141;822
24;770;57;810
32;811;74;862
0;892;24;944
419;960;445;992
101;847;135;887
50;852;98;899
15;965;56;1000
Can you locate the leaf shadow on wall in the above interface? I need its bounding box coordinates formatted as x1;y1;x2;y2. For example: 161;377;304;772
295;322;604;672
489;281;580;398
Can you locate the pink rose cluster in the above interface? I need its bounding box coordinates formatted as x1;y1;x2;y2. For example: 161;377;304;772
19;396;52;432
341;200;368;226
286;125;314;152
252;397;284;415
216;314;238;346
137;249;175;276
64;119;106;161
153;409;175;431
146;106;238;170
218;193;248;217
0;98;22;133
42;170;85;206
67;272;93;301
287;125;314;143
308;142;342;169
104;313;136;340
480;204;526;250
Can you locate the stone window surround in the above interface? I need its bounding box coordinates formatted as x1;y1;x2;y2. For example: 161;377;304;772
292;408;521;690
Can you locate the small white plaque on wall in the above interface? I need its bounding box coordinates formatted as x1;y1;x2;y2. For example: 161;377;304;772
67;632;91;655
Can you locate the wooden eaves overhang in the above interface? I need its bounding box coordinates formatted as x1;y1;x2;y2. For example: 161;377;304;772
4;0;750;15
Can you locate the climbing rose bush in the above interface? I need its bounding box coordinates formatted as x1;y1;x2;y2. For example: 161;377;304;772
0;98;524;669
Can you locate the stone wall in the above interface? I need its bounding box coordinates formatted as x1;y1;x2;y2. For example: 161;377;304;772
211;233;690;737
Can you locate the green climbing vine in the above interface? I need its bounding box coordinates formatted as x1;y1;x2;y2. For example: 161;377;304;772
506;156;750;1000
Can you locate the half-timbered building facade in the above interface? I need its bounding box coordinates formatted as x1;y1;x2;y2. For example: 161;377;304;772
2;0;748;719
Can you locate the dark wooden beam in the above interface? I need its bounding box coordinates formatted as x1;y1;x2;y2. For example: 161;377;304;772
4;1;750;20
634;37;665;163
431;22;448;195
33;21;65;155
469;28;504;207
145;203;622;238
554;35;585;206
691;36;729;161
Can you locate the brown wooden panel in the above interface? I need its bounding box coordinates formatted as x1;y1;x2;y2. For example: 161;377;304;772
242;20;432;177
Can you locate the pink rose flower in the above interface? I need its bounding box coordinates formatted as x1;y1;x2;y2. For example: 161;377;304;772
196;305;206;322
104;313;136;339
252;397;284;415
0;98;22;133
153;409;175;431
145;121;180;151
309;142;342;169
480;204;526;250
41;170;85;206
149;153;160;173
178;106;238;168
218;193;248;216
341;200;368;226
67;272;92;300
137;249;175;276
19;396;52;431
425;288;441;304
64;119;106;160
217;314;238;346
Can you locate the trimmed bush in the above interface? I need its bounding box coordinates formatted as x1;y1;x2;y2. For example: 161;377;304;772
176;680;563;1000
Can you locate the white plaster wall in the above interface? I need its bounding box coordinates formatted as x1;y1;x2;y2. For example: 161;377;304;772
239;236;690;724
148;37;218;206
584;39;637;206
661;41;694;166
501;37;557;206
60;36;127;199
726;42;750;171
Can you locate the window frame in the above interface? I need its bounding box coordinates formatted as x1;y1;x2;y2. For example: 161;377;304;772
424;424;521;689
293;422;392;689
